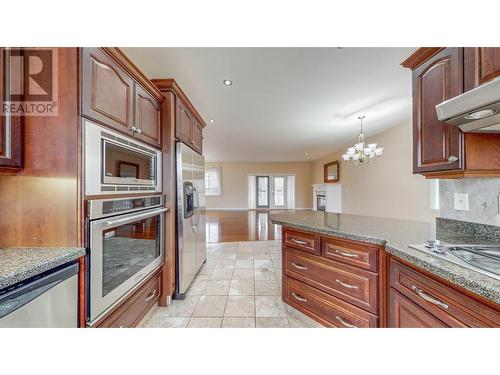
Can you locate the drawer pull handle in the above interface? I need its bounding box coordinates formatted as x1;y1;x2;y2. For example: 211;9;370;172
145;289;157;302
291;262;307;270
335;249;359;258
336;279;358;289
290;238;308;245
411;285;448;309
335;316;357;328
291;292;308;303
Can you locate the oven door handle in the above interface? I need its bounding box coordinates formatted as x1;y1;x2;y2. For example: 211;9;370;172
101;207;168;227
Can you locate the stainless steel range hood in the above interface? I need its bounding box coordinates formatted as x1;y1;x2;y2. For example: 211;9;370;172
436;77;500;132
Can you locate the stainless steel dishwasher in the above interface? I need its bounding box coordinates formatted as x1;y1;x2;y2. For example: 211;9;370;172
0;263;79;328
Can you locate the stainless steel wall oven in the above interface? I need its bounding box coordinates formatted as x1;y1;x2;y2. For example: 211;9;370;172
86;195;166;324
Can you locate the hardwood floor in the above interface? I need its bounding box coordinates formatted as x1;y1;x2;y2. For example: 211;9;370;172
206;210;293;243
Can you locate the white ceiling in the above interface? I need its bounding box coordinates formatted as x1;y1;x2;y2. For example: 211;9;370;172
122;47;416;162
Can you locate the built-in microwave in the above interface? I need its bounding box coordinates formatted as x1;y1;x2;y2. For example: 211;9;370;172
84;120;162;195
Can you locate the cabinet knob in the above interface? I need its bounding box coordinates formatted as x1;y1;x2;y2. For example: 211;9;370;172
136;128;142;134
130;126;137;132
448;155;458;163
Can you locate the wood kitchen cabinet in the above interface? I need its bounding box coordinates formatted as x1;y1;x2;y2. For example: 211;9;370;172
191;117;203;153
81;48;163;148
410;48;464;174
153;78;206;155
281;227;383;327
465;47;500;91
389;289;447;328
134;83;161;148
175;98;204;154
176;98;193;144
388;259;500;327
94;269;161;328
403;47;500;178
81;48;135;134
0;48;23;173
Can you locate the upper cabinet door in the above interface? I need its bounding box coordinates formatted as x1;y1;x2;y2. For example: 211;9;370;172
0;48;23;172
81;48;134;133
464;47;500;91
412;48;463;174
191;118;203;153
176;98;192;144
134;84;161;148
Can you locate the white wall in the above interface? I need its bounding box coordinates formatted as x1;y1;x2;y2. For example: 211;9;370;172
205;161;313;210
312;122;437;223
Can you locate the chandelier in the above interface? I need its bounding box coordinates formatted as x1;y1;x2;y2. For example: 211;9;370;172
342;115;383;165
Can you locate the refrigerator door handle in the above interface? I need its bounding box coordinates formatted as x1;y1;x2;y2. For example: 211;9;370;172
191;187;199;233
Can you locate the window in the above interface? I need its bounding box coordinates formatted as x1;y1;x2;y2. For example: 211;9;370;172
205;167;222;196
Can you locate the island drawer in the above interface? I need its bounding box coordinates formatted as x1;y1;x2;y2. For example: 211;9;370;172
284;246;379;314
389;288;448;328
390;259;500;327
283;228;320;255
284;276;378;328
321;236;380;272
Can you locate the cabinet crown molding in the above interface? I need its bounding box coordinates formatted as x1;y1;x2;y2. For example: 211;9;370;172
151;78;207;127
401;47;445;70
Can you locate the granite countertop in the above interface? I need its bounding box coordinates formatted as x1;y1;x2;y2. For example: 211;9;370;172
270;211;500;305
0;247;86;290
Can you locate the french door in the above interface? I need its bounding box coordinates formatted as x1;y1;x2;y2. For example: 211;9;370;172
256;176;287;208
272;176;286;208
256;176;269;208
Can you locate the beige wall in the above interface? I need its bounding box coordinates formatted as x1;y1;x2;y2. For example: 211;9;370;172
312;122;436;223
206;162;313;209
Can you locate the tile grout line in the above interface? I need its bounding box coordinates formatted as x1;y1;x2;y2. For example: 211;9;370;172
220;242;237;326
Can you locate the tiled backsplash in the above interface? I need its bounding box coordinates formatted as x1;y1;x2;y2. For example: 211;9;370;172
439;179;500;226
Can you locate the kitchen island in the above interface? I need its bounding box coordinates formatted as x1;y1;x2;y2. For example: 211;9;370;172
270;211;500;328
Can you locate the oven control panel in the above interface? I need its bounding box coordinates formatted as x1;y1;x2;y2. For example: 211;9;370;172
89;195;163;220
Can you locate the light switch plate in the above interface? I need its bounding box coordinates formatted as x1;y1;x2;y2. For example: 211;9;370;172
454;192;469;211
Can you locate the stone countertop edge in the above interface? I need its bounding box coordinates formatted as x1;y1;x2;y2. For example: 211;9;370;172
269;219;387;245
0;247;86;290
270;217;500;305
384;244;500;305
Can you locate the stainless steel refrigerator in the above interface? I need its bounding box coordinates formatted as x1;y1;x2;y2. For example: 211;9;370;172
175;142;206;298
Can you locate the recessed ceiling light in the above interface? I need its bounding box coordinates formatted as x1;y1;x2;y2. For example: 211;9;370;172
209;119;215;123
305;152;310;156
222;79;232;86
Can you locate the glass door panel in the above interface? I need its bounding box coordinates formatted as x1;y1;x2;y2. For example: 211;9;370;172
273;176;285;207
102;216;160;297
256;176;269;208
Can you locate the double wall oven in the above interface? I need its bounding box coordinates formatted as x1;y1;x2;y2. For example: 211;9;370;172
84;120;166;325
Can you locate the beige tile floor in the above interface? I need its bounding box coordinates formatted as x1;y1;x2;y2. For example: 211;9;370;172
138;240;322;328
